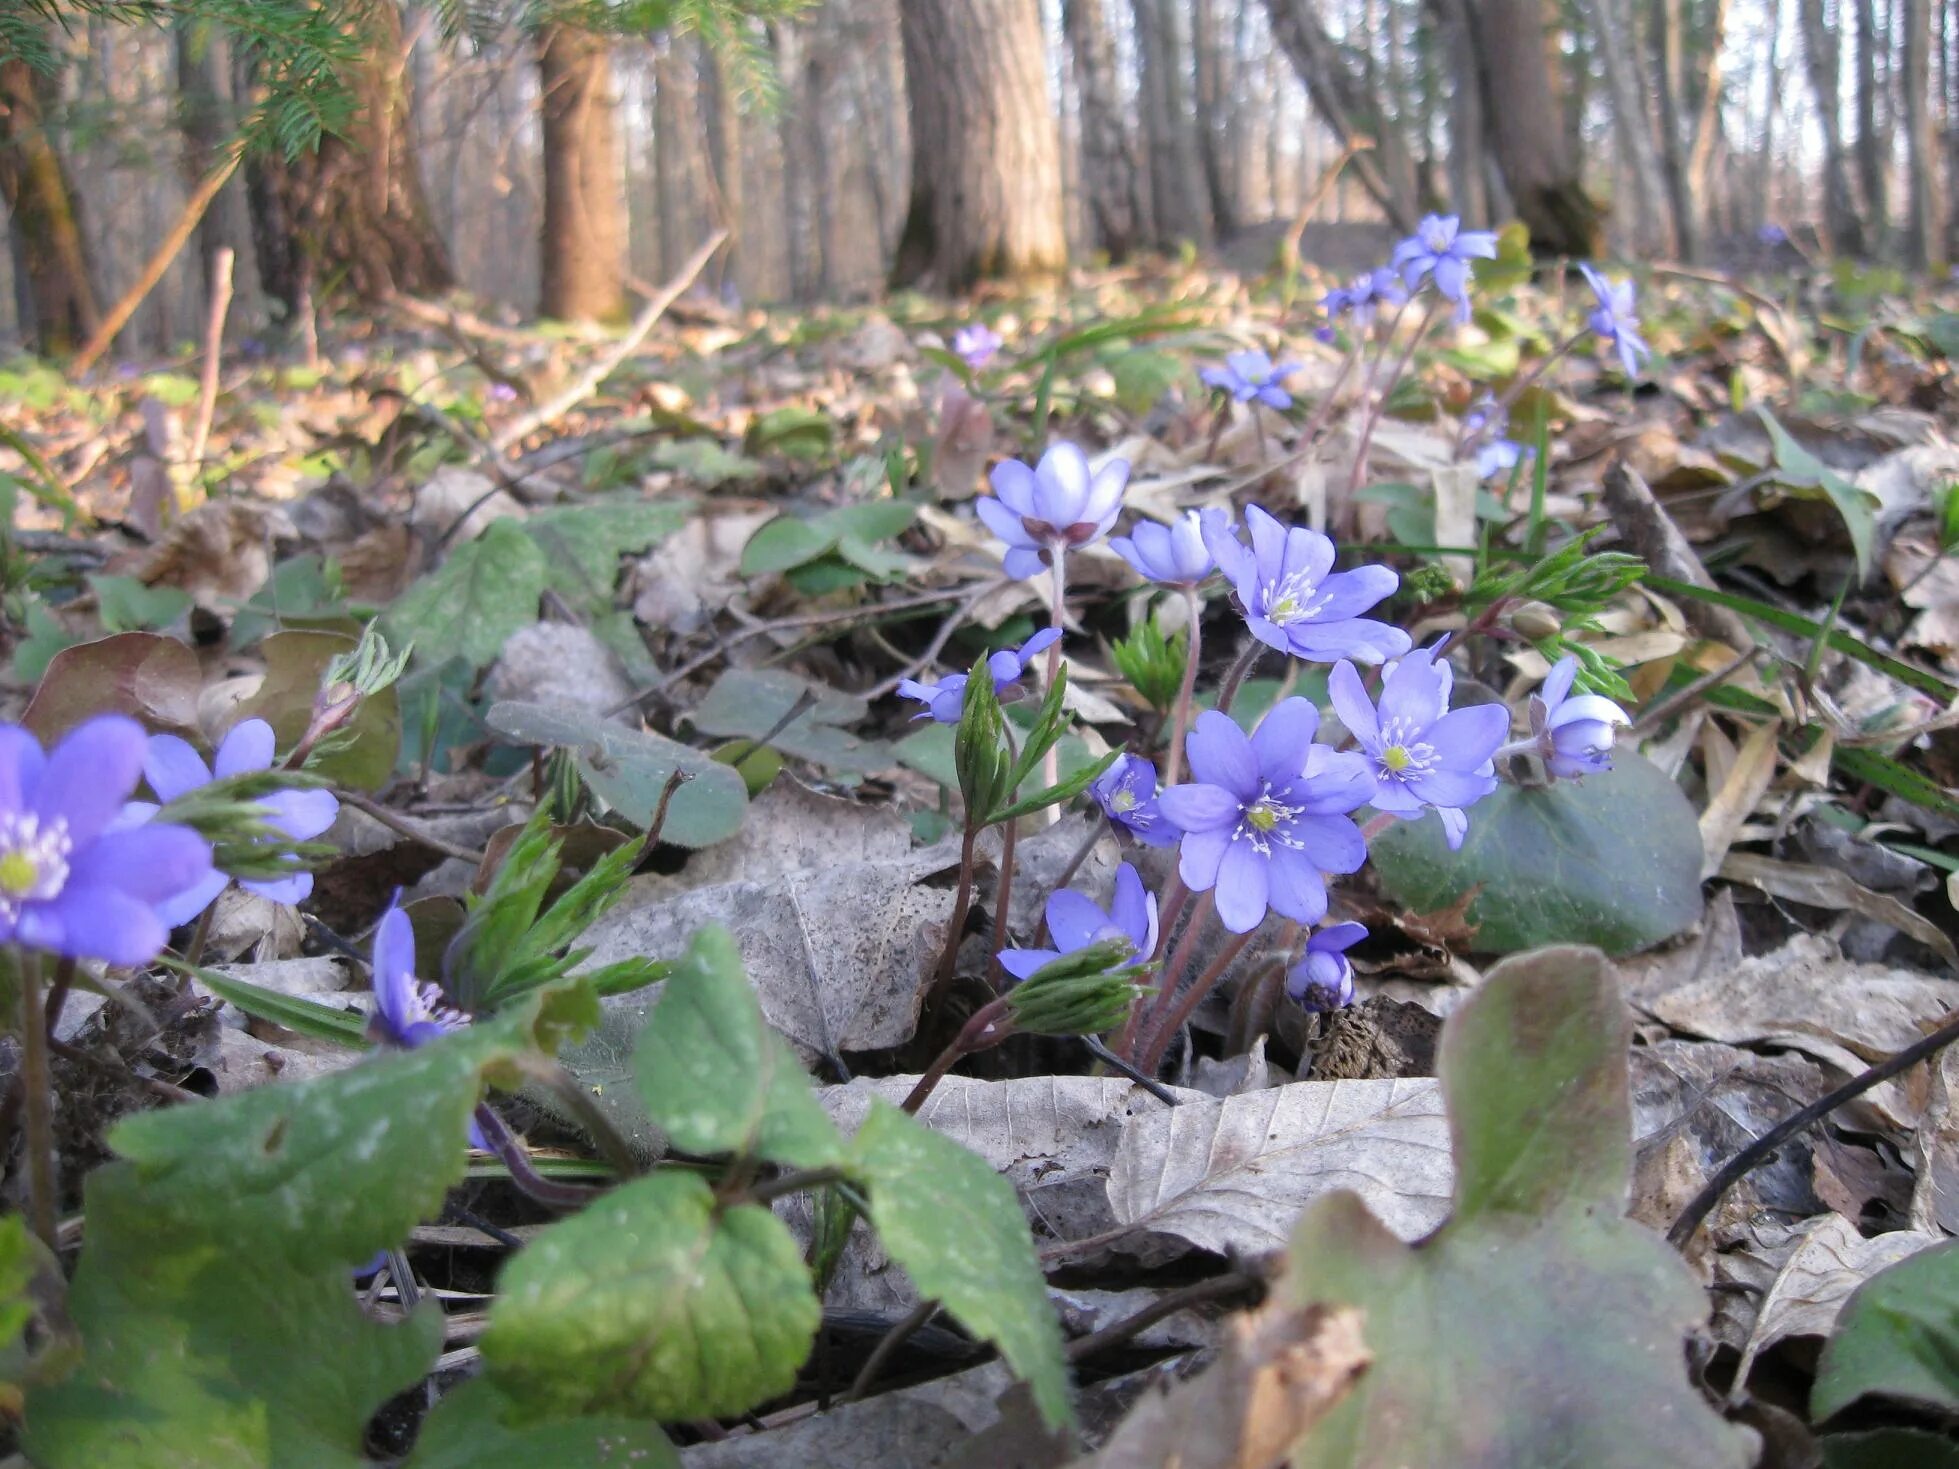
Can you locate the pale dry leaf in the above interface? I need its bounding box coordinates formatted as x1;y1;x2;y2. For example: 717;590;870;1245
1733;1213;1944;1385
1072;1304;1369;1469
1699;722;1783;879
1910;1045;1959;1234
1106;1078;1452;1257
1718;851;1959;967
409;465;526;544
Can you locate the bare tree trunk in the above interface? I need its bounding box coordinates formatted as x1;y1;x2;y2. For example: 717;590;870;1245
1131;0;1211;242
1062;0;1145;256
1904;0;1944;264
699;43;744;296
0;56;100;355
1683;0;1733;258
1648;0;1693;253
802;44;837;294
538;23;624;322
1587;0;1677;254
653;43;708;282
892;0;1067;288
1427;0;1490;224
1461;0;1601;255
175;22;254;309
1855;0;1890;250
1193;0;1238;234
1798;0;1866;253
1261;0;1419;229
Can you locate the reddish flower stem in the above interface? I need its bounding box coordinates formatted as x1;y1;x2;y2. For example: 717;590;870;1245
1162;585;1203;786
902;996;1012;1114
1137;929;1257;1074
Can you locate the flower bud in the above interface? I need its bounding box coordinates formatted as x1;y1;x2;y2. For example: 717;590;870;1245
1004;937;1151;1037
1508;600;1563;641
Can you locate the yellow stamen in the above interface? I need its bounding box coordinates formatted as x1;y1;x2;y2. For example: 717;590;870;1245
1382;746;1412;772
1246;804;1278;833
0;852;39;896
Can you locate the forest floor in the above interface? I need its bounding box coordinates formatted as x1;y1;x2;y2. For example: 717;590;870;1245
4;239;1959;1466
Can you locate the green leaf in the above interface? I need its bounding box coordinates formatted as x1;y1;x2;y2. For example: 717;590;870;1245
24;1167;442;1469
10;599;80;685
384;519;548;672
988;747;1122;825
1820;1430;1959;1469
405;1379;680;1468
635;926;846;1169
180;962;373;1049
850;1100;1073;1431
88;574;192;633
1812;1240;1959;1420
741;515;837;576
648;438;763;486
522;500;688;614
0;1214;32;1361
1107;347;1186;414
1757;407;1879;577
486;700;748;848
481;1171;820;1421
232;629;402;791
690;666;891;775
1831;746;1959;823
745;405;834;460
1284;947;1754;1468
1369;752;1704;956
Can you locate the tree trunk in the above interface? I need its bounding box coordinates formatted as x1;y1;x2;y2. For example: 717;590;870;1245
1798;0;1866;253
1192;0;1238;234
1587;0;1676;254
653;42;708;282
1460;0;1601;255
1904;0;1943;264
698;43;744;297
1130;0;1211;243
892;0;1066;289
538;23;624;322
1682;0;1733;259
1427;0;1491;224
175;21;254;307
1261;0;1419;229
0;56;100;355
1062;0;1145;257
1855;0;1889;249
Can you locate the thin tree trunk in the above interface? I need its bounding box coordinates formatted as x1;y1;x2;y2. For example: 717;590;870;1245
1062;0;1144;257
1427;0;1490;224
653;42;707;282
1798;0;1866;253
1193;0;1238;233
1904;0;1944;264
538;23;624;322
892;0;1067;289
1588;0;1677;254
1855;0;1889;249
0;57;100;355
1683;0;1733;258
698;42;743;296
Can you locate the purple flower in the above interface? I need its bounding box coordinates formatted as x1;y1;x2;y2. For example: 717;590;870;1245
1110;510;1219;586
1286;922;1367;1011
487;381;519;403
0;716;212;966
1157;700;1374;934
128;719;340;925
1323;267;1408;330
1329;645;1506;850
897;628;1063;724
978;442;1131;581
1204;506;1410;665
1529;655;1632;780
1756;223;1789;247
1577;264;1650;378
1200;349;1301;410
369;899;469;1049
1475;437;1525;480
1090;754;1176;847
1461;393;1531;482
1000;861;1158;981
1391;214;1499;322
952;323;1003;370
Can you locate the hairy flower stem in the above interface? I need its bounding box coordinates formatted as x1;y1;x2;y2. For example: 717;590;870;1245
1293;335;1368;450
18;951;57;1248
929;824;983;1000
1360;811;1398;841
902;996;1013;1114
1124;890;1216;1065
1137;929;1258;1075
41;955;75;1040
1349;300;1443;494
1163;586;1204;786
1213;640;1265;716
183;902;217;971
984;818;1019;993
523;1058;645;1179
1041;552;1068;804
473;1103;601;1210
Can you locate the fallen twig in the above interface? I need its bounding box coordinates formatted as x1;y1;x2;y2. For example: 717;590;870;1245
337;789;489;867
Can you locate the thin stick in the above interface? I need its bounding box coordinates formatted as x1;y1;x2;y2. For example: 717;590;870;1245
843;1298;939;1403
186;246;234;473
19;953;57;1248
1631;644;1759;735
48;1037;197;1105
1667;1006;1959;1250
928;825;982;1000
1126;890;1216;1064
338;790;488;866
491;229;727;452
1041;552;1067;802
1065;1271;1255;1362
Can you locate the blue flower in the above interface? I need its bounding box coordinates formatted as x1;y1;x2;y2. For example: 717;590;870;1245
127;718;340;925
1329;644;1507;850
999;861;1158;981
1323;267;1407;330
952;323;1003;370
1286;922;1367;1011
1204;505;1410;665
0;717;213;965
1391;214;1499;322
369;899;469;1049
1158;700;1374;934
1530;655;1632;780
1461;394;1530;482
1578;265;1650;378
1090;754;1176;847
977;442;1130;581
897;628;1063;724
1200;349;1301;410
1110;510;1219;586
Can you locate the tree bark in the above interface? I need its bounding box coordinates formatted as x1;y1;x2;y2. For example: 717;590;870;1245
1798;0;1866;253
1460;0;1602;255
538;23;624;322
698;42;743;296
1855;0;1889;249
1682;0;1733;259
1426;0;1491;224
1062;0;1144;257
1587;0;1676;254
1904;0;1943;264
892;0;1067;289
0;56;100;355
653;41;708;283
1192;0;1238;234
1130;0;1210;243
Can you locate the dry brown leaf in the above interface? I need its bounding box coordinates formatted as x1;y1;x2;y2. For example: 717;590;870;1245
1699;722;1782;878
1718;851;1959;966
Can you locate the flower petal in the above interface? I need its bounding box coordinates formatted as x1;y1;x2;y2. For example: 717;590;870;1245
1311;921;1369;955
1047;889;1110;954
1081;458;1131;526
1109;863;1154;952
1311;564;1399;620
155;870;229;928
1425;703;1510;768
1292;812;1367;873
1327;661;1380;747
999;948;1059;982
371;904;419;1036
259;787;341;841
1002;546;1047;581
1250;697;1320;784
1177;824;1232;891
1409;765;1498;809
143;733;213;805
1376;646;1445;731
1263;845;1329;926
1297;748;1377;814
988;458;1040;518
1212;839;1270;933
19;883;171;966
1035;442;1091;524
1182;711;1258;796
1294;617;1412;665
976;495;1036;550
1157;782;1241;832
68;823;213;903
214;718;277;777
0;726;46;812
242;871;313;907
36;716;148;845
1202;515;1253;587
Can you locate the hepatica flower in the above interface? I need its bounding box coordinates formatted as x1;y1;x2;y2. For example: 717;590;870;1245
1392;214;1498;322
951;323;1003;371
1577;264;1650;378
1462;394;1530;482
1200;349;1301;410
1322;267;1407;330
897;628;1062;724
1158;700;1373;934
132;718;341;925
370;899;469;1049
1110;510;1218;587
1205;505;1410;664
1000;861;1158;982
1286;922;1367;1012
1529;655;1632;779
978;442;1131;580
1330;645;1506;850
1090;754;1176;847
0;716;212;966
